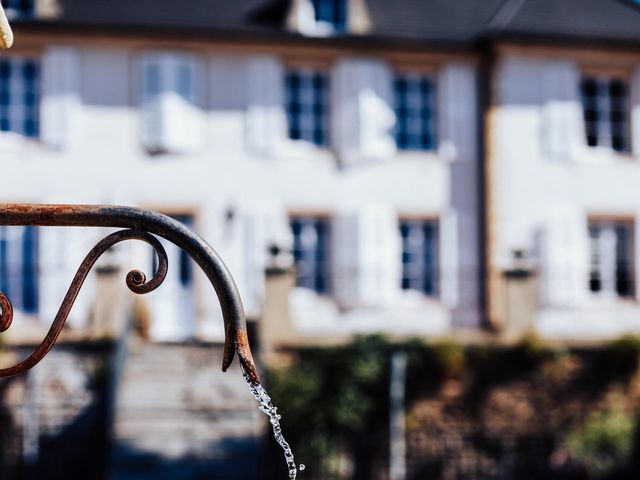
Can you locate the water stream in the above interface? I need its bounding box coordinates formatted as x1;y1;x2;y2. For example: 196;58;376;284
243;369;304;479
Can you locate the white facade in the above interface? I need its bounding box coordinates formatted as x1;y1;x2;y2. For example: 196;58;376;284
0;41;482;342
491;49;640;340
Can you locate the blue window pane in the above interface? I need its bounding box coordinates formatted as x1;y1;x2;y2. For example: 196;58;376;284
581;76;629;152
312;0;347;30
0;58;40;138
1;0;34;17
394;74;437;152
177;63;193;101
285;70;329;147
0;230;7;294
23;118;37;137
0;226;38;314
290;217;331;294
399;220;438;296
22;227;38;314
145;63;161;97
22;61;37;80
0;61;11;79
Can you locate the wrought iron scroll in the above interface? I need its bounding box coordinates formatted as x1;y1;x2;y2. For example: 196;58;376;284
0;204;258;383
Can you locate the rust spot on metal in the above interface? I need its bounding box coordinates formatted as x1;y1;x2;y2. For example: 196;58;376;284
0;292;13;332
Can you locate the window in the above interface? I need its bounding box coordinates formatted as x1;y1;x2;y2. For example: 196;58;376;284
1;0;35;18
0;226;38;314
399;219;438;295
285;69;329;147
0;57;39;138
588;220;633;297
290;216;331;294
393;73;437;151
312;0;347;32
152;214;194;289
581;76;629;153
139;53;201;154
141;55;197;107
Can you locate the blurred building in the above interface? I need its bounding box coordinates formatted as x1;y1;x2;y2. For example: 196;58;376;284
2;0;640;351
0;0;484;348
487;0;640;340
4;0;640;479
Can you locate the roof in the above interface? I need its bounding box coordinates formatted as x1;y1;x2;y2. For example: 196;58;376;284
12;0;640;47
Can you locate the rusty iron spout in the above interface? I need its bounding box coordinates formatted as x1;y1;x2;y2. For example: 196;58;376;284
0;204;259;384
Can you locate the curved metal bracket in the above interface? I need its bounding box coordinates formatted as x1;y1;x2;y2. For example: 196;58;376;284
0;204;258;383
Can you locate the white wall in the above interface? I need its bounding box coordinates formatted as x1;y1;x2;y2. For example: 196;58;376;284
1;45;482;340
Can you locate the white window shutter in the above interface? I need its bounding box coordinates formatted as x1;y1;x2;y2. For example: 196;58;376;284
537;205;589;306
333;209;360;307
332;62;360;166
139;55;164;152
635;210;640;300
631;68;640;158
333;206;400;308
164;55;204;154
438;63;477;161
359;205;401;306
139;53;204;155
40;47;81;149
245;56;287;157
243;204;291;317
331;59;395;167
39;227;93;328
540;61;585;161
439;209;459;308
359;63;396;161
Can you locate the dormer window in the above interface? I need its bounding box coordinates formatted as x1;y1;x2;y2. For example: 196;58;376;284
1;0;35;19
312;0;347;32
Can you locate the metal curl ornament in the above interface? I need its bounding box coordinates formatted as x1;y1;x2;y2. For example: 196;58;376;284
0;204;259;384
0;229;168;378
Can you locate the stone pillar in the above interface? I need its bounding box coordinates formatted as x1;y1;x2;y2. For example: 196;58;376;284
502;267;537;340
91;265;131;340
260;267;296;356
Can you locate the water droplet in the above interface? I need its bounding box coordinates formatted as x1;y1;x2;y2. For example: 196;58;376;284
243;369;300;479
299;464;306;471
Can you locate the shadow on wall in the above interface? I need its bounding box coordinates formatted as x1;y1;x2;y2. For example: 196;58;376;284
109;436;265;480
0;372;268;480
0;367;111;480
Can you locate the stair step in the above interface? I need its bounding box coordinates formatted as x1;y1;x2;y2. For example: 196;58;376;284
109;343;263;480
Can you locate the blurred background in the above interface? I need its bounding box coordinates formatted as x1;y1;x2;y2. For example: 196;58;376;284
3;0;640;478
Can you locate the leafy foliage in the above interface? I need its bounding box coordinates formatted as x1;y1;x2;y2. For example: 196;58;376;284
566;407;635;475
265;335;391;477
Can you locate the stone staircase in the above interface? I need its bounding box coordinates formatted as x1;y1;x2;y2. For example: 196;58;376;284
109;342;264;480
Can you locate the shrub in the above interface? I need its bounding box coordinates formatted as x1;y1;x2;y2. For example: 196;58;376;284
566;407;635;475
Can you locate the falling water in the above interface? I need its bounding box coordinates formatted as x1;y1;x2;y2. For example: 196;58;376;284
243;369;303;479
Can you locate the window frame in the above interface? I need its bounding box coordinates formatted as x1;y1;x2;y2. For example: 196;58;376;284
289;212;333;296
587;215;635;300
311;0;348;34
392;68;439;153
1;0;35;19
283;65;331;149
398;215;440;298
0;225;39;315
0;55;41;140
580;70;632;156
139;52;201;108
